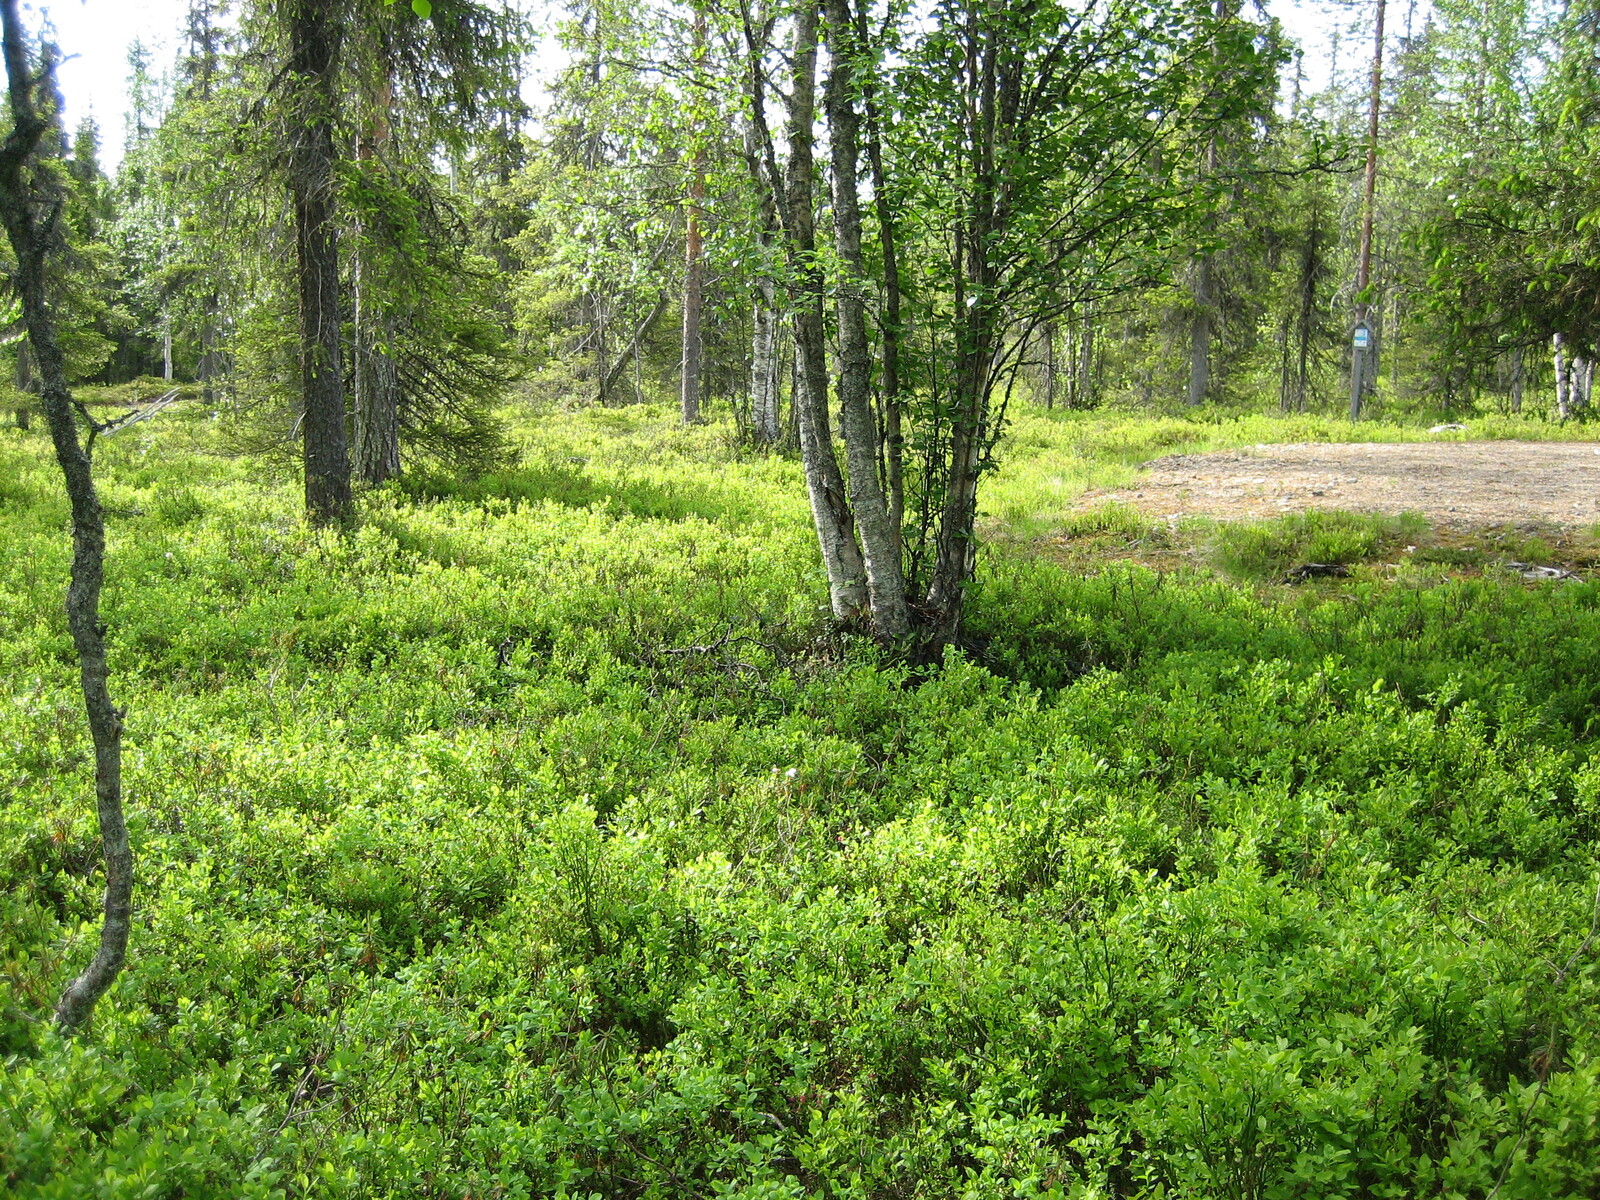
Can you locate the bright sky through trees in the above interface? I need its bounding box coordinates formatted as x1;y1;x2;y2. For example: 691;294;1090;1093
40;0;1379;169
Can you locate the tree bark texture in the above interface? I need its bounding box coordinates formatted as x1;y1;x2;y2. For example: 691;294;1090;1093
763;4;866;616
823;0;909;640
1188;251;1214;407
286;0;351;524
855;0;905;555
0;0;132;1034
1554;332;1570;420
750;282;780;443
353;71;402;486
680;5;707;425
925;12;1013;643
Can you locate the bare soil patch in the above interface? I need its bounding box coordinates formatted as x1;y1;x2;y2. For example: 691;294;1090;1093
1081;440;1600;532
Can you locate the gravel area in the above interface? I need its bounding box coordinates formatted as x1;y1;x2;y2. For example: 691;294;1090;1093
1082;440;1600;530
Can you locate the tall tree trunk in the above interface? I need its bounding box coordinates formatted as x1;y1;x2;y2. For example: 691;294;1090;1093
926;13;1011;643
162;317;173;383
753;2;865;616
855;1;905;557
353;69;401;486
1188;253;1213;407
0;0;131;1034
1510;344;1523;414
1187;0;1228;408
286;0;349;525
680;4;707;425
1295;217;1320;414
823;0;908;640
1349;0;1385;421
1078;308;1095;408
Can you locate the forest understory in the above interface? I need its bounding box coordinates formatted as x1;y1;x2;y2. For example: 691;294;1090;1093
5;400;1600;1198
3;0;1600;1192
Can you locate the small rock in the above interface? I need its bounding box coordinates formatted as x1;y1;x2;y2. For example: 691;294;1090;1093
1429;423;1467;433
1504;562;1573;580
1284;562;1350;582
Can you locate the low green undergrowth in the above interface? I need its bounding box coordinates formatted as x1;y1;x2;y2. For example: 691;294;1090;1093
3;404;1599;1198
1210;510;1430;579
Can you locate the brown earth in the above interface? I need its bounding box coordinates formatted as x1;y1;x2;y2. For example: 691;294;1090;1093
1080;440;1600;532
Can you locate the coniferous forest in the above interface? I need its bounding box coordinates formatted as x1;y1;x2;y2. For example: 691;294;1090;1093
3;0;1600;1194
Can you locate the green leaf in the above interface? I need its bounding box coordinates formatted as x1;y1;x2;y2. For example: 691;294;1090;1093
411;0;432;15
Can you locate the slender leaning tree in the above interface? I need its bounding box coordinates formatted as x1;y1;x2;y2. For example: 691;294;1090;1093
0;0;133;1034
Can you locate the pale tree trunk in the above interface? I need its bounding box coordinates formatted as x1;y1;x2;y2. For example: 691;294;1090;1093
750;279;780;443
1510;345;1524;414
162;317;173;383
1077;308;1095;409
286;0;349;525
1573;355;1593;413
822;0;908;640
856;0;905;555
0;0;132;1034
680;4;707;425
751;3;865;616
1554;332;1571;420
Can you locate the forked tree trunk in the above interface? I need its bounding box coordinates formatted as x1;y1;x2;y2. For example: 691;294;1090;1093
822;0;908;640
766;4;865;616
286;0;350;525
0;0;132;1034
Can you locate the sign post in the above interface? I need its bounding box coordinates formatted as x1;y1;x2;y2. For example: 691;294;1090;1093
1349;319;1373;420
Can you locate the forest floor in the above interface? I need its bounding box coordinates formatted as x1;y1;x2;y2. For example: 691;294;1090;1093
1080;439;1600;531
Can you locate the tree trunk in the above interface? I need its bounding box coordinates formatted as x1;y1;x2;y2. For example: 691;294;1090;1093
1349;0;1386;421
198;292;219;406
750;280;780;443
286;0;350;525
1077;308;1095;409
926;16;1011;643
1188;251;1213;407
1554;332;1570;420
757;3;865;616
823;0;908;640
856;6;905;558
353;268;402;485
1043;322;1057;410
680;4;707;425
353;68;401;487
0;0;132;1034
1510;345;1524;414
162;317;173;383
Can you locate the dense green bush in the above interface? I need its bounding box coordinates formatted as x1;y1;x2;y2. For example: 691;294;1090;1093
3;406;1598;1197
